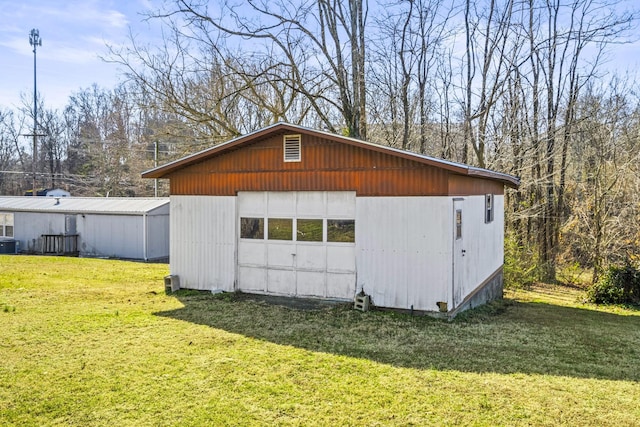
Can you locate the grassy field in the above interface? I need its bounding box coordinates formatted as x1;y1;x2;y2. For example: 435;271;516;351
1;255;639;426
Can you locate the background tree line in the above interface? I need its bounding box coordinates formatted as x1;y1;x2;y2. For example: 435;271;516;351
0;0;638;284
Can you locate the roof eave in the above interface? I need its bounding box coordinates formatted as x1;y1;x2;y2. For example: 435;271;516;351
141;122;297;179
467;168;520;188
141;122;521;188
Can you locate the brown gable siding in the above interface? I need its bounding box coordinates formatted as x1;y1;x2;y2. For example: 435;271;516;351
448;174;505;196
165;131;502;197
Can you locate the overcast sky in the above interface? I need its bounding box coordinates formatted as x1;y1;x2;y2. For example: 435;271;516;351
1;0;639;112
0;0;164;110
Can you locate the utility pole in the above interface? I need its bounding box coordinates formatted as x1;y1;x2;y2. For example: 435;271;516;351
154;141;159;197
29;29;42;196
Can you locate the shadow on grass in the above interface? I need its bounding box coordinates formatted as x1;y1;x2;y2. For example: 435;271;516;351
155;291;640;382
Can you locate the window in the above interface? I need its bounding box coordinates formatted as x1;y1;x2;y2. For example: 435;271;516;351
455;210;462;240
241;216;355;243
283;134;301;162
297;219;323;242
327;219;355;243
0;213;13;238
240;217;264;239
268;218;293;240
485;194;494;223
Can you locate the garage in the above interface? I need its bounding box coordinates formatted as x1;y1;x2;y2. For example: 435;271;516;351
143;122;519;316
237;191;356;299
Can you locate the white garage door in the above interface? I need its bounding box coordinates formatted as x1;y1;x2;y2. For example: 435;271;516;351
237;191;356;300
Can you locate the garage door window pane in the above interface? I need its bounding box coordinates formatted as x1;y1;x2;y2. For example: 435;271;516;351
297;219;323;242
327;220;355;242
240;217;264;239
268;218;293;240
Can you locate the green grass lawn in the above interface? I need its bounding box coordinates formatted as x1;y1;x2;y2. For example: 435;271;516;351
1;255;639;426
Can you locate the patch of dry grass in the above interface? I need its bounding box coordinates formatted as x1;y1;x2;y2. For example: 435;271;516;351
1;256;639;426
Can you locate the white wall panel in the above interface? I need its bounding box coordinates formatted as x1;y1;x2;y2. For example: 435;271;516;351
170;195;236;291
357;195;504;312
296;191;326;216
267;192;296;216
146;214;170;260
11;207;168;260
237;192;266;216
238;266;266;291
356;197;452;312
14;212;65;252
296;271;325;296
78;215;143;259
238;241;266;265
327;192;356;217
268;269;296;294
326;245;355;272
326;273;356;300
267;242;296;268
296;245;326;270
454;195;504;304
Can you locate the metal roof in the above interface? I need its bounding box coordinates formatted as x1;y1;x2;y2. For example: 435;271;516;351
0;197;170;215
142;122;520;188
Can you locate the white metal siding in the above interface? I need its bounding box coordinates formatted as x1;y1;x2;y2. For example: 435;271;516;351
356;197;452;312
78;214;143;259
10;208;169;260
13;212;65;252
170;195;236;291
454;195;504;304
356;195;504;312
146;213;170;260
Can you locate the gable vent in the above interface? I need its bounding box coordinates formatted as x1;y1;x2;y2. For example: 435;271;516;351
283;134;302;162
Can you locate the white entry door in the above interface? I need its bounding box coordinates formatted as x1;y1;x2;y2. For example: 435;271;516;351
452;198;466;308
237;191;356;300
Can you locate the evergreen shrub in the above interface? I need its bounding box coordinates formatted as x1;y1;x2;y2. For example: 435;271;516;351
587;264;640;305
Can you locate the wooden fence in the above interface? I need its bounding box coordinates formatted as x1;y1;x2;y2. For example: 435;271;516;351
41;234;79;256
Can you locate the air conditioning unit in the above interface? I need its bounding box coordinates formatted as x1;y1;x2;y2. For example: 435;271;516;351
0;239;17;254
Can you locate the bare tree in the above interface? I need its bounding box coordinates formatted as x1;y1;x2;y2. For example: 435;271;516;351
533;0;634;280
108;0;369;139
37;109;65;189
62;84;151;196
0;109;30;193
563;79;640;282
461;0;517;168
